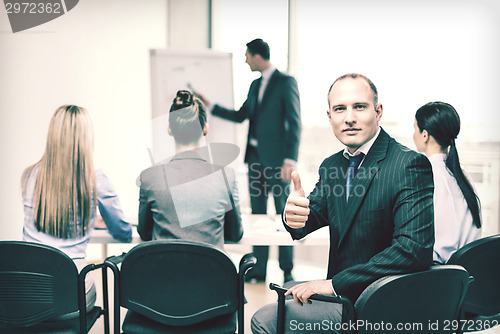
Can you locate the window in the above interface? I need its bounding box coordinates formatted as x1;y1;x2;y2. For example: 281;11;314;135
211;0;500;233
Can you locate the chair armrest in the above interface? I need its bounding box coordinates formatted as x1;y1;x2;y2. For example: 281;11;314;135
237;253;256;334
269;283;355;334
104;252;126;271
239;253;257;277
103;252;127;334
269;283;352;304
78;262;107;334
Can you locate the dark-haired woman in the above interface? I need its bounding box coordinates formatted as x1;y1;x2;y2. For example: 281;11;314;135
138;90;243;249
413;101;481;263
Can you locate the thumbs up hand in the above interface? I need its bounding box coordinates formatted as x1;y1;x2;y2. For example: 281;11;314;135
284;171;310;229
290;171;305;197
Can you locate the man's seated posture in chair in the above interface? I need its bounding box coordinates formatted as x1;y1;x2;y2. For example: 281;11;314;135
251;73;435;333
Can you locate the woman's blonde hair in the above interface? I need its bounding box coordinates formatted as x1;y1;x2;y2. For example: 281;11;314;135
22;105;96;239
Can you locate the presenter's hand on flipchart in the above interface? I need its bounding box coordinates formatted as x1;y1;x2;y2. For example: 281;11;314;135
284;171;310;229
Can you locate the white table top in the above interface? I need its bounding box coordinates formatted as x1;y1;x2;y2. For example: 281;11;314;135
89;214;330;246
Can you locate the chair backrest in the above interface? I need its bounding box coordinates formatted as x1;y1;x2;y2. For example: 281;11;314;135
0;241;79;327
119;240;238;326
448;234;500;316
354;265;469;334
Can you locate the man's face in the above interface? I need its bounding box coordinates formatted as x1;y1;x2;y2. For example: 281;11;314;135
245;49;259;72
327;77;383;154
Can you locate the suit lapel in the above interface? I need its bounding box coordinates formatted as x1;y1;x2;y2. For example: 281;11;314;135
337;129;390;247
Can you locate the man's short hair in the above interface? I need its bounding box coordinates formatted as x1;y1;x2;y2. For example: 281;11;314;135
328;73;378;107
246;38;270;61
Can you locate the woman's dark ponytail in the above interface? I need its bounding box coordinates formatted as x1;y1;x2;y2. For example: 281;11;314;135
416;102;481;228
445;139;481;228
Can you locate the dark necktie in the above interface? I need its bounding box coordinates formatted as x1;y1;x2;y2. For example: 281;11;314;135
346;153;364;201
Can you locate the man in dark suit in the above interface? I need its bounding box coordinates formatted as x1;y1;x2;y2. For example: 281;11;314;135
200;39;301;283
251;73;434;333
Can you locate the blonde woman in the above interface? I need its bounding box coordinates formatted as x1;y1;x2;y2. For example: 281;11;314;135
22;105;132;314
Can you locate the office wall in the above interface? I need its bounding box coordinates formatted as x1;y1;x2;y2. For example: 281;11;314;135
0;0;167;240
167;0;210;49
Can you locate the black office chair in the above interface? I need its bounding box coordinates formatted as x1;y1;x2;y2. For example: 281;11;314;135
105;240;256;334
448;234;500;332
0;241;109;334
270;265;470;334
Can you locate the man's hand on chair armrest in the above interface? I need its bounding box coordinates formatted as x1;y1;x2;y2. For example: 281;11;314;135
284;280;335;306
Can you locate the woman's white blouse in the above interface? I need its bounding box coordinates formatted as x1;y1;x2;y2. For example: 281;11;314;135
429;153;481;263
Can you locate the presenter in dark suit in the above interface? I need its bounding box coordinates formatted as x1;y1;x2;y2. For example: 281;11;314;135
199;39;301;282
251;73;434;333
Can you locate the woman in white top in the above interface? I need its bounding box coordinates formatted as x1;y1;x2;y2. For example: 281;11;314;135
413;101;481;263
